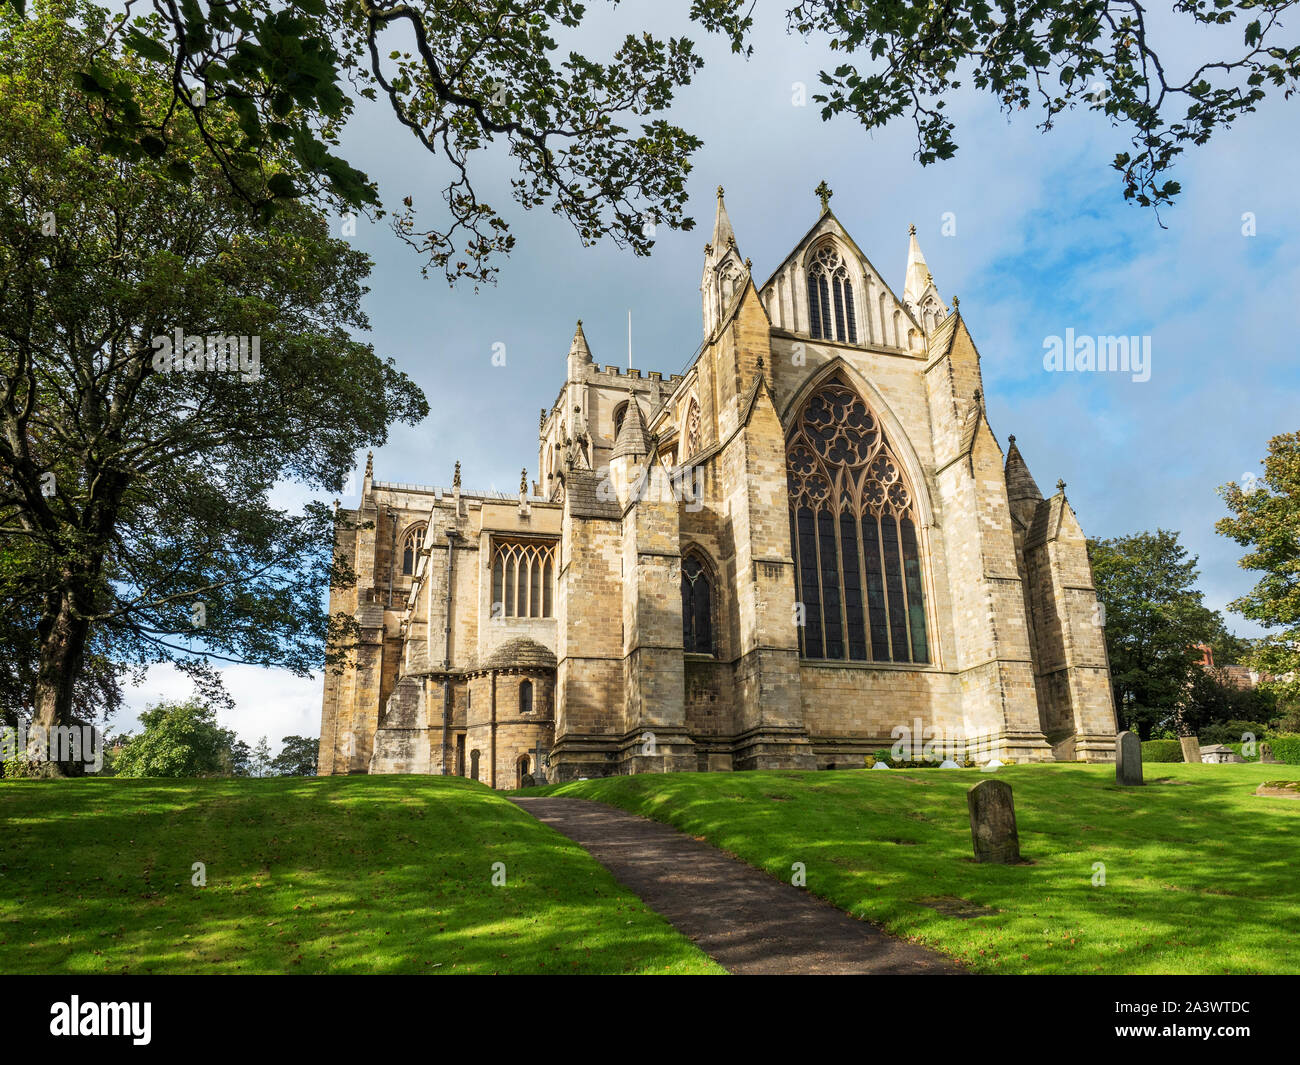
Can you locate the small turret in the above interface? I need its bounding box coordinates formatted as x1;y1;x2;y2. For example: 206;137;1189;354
608;392;653;505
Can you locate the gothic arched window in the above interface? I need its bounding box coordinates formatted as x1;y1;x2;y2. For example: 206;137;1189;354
612;402;628;441
806;245;857;344
685;397;702;457
786;376;929;663
681;554;714;654
491;539;557;618
401;523;426;576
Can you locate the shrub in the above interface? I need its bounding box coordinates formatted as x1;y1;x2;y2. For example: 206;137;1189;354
1264;734;1300;765
1141;739;1184;762
1199;720;1271;745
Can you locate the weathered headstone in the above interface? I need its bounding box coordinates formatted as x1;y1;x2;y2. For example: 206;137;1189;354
1180;735;1202;764
1260;743;1281;765
1115;730;1143;786
967;779;1020;864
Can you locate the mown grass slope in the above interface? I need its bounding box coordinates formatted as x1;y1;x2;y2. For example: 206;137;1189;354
0;775;722;974
534;762;1300;974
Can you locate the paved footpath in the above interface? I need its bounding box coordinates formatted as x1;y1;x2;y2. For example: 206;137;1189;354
511;796;963;975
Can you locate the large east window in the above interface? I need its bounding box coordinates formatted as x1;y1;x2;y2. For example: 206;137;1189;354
786;377;929;663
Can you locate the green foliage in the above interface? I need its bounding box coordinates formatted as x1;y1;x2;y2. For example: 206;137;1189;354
113;699;237;777
1198;719;1272;745
0;3;427;737
1264;734;1300;765
1217;432;1300;699
1088;530;1226;738
15;0;1290;289
269;735;318;776
1140;739;1185;762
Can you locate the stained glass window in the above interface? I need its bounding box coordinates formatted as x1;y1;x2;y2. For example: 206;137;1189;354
681;554;714;654
807;245;858;344
786;376;929;663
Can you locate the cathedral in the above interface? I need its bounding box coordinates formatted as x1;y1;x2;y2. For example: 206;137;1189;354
317;184;1118;785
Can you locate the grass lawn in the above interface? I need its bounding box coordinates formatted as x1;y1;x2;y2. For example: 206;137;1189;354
531;762;1300;975
0;775;722;974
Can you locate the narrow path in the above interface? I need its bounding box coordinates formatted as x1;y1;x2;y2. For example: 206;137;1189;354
511;796;963;975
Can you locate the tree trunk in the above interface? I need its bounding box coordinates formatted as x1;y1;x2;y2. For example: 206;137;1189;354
32;591;91;777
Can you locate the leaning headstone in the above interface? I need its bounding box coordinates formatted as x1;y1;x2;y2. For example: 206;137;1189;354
967;779;1020;864
1180;735;1202;764
1115;730;1143;786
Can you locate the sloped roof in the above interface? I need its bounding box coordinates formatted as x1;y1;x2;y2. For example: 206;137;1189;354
484;638;557;670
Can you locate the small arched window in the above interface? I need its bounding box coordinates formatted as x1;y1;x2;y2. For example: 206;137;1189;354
684;397;702;457
401;524;426;576
681;554;714;654
807;245;857;344
520;679;534;714
613;402;628;441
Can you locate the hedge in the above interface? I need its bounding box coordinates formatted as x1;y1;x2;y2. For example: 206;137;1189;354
1141;739;1185;762
1264;734;1300;765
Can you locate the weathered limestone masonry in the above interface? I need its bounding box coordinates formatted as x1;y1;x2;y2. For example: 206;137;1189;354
318;183;1119;784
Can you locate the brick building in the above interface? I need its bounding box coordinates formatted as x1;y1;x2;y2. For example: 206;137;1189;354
317;186;1118;785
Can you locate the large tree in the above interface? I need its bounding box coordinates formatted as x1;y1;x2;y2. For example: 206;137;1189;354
31;0;1299;288
1217;431;1300;698
113;697;237;777
0;1;427;770
1089;529;1224;738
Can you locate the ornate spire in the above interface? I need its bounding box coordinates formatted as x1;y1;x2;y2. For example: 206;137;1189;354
711;184;736;252
569;319;591;360
1004;435;1043;503
610;393;652;461
904;224;936;308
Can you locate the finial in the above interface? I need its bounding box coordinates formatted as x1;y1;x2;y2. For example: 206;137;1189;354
717;184;725;198
908;223;916;235
1008;434;1016;445
520;468;528;494
744;257;751;271
539;407;546;430
576;317;582;327
757;354;765;370
974;388;982;404
814;180;833;213
727;234;736;248
704;242;713;257
332;498;340;514
952;295;960;309
453;461;461;489
1056;479;1066;493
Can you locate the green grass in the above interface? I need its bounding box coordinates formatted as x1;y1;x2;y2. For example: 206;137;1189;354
531;762;1300;974
0;775;722;974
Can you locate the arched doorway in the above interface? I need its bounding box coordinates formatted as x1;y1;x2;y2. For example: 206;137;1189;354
516;755;532;788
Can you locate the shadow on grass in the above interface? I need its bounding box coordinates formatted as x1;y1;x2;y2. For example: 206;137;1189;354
529;762;1300;974
0;776;722;975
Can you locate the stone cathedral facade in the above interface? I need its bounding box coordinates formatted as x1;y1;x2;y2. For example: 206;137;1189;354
317;185;1118;786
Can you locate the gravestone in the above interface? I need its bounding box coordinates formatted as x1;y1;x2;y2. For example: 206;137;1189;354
1115;730;1143;786
1180;735;1202;764
967;779;1020;864
1260;743;1281;765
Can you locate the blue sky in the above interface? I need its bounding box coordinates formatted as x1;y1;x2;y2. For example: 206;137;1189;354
114;3;1300;749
